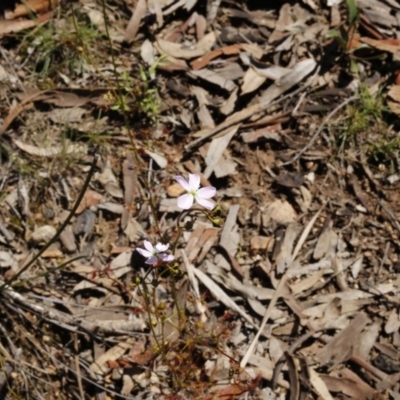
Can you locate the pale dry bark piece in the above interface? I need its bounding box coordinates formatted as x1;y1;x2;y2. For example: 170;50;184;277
250;235;274;251
308;367;334;400
3;284;146;333
295;185;313;213
321;368;377;399
182;251;207;321
189;69;237;92
96;161;122;198
203;125;238;179
357;0;397;28
313;224;338;260
275;223;302;274
246;354;289;389
289;268;325;296
204;262;274;302
220;87;238;116
212;152;237;178
193;267;259;329
184;223;218;263
264;199;298;226
219;204;240;255
141;39;156;66
124;0;147;43
384;309;400;334
157;31;216;59
121;375;135;396
14;139;86;157
240;53;291;80
144;150;168;168
259;58;317;104
350;256;364;279
147;0;163;27
48;107;86;124
191;85;215;129
98;202;124;214
124;218;146;242
90;337;136;375
241;68;267;95
317;312;370;367
355;320;381;360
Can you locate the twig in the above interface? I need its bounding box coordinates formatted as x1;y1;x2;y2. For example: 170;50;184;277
280;95;357;166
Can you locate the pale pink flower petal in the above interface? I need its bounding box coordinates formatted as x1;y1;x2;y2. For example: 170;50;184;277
188;173;200;190
161;254;174;262
174;175;190;191
145;256;158;265
177;193;194;209
143;240;154;253
136;248;152;258
197;187;216;199
155;242;169;252
196;197;215;210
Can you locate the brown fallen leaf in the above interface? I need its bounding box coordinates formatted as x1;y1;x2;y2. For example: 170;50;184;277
190;44;242;70
0;12;52;36
75;190;103;214
360;37;400;56
5;0;59;19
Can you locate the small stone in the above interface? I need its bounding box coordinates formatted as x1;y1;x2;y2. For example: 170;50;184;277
31;225;57;244
42;208;55;219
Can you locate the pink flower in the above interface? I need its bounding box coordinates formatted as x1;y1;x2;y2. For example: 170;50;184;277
174;173;216;210
136;240;174;265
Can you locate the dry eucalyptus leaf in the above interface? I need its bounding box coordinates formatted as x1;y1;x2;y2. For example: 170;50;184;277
14;139;86;157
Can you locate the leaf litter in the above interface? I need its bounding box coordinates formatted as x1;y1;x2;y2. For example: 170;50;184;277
0;0;400;399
